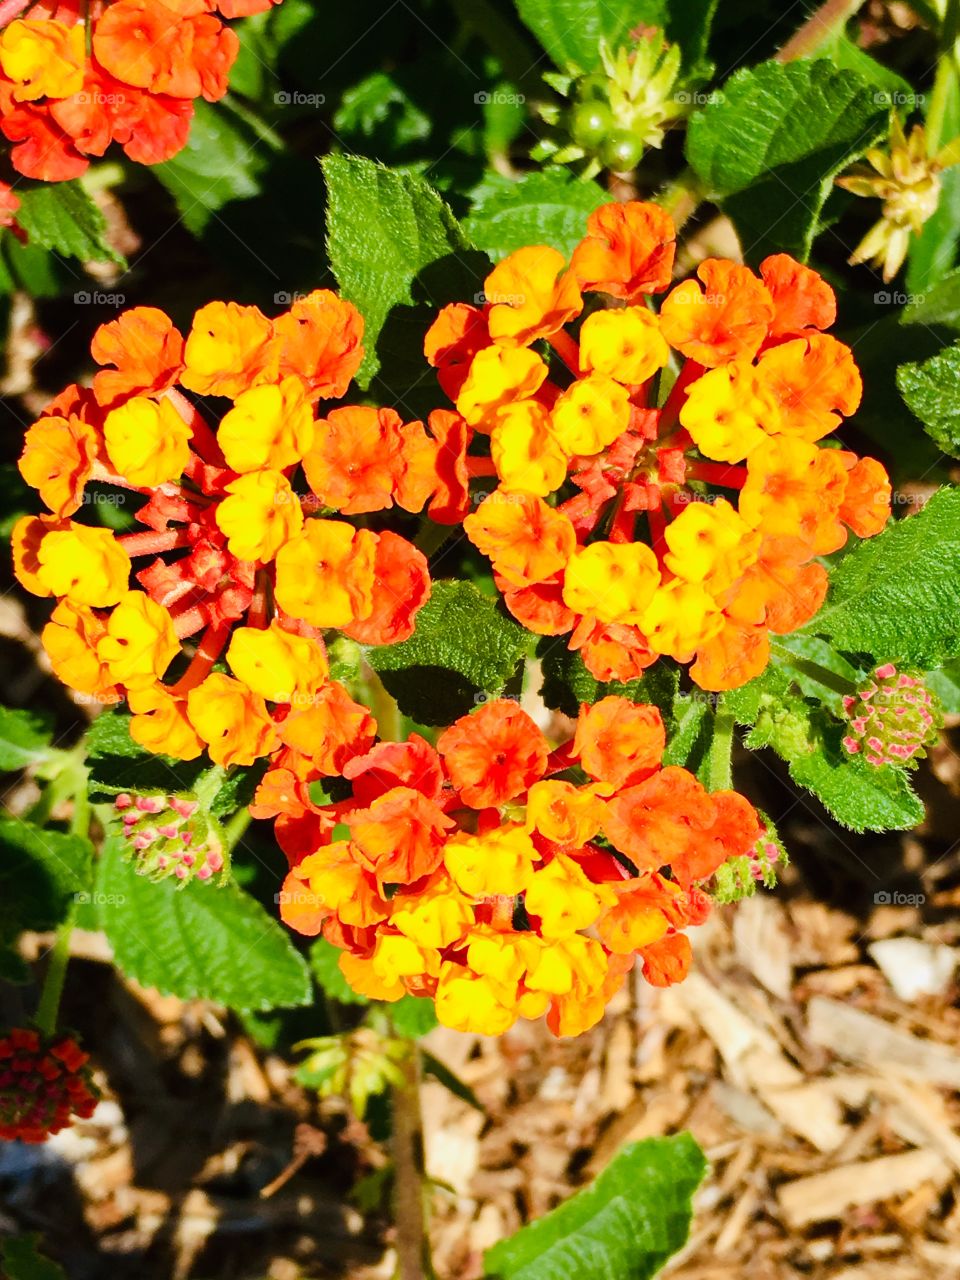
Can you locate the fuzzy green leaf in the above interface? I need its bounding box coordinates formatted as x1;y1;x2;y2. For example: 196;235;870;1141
513;0;667;73
685;59;889;262
388;995;439;1038
96;839;311;1011
323;155;483;390
0;705;55;773
897;346;960;457
806;486;960;668
538;643;680;722
484;1133;706;1279
0;818;93;947
368;581;528;726
14;181;124;265
465;170;606;261
901;268;960;332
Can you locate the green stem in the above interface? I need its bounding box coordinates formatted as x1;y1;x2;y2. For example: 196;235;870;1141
771;643;857;698
775;0;870;62
223;807;252;851
927;0;960;155
703;706;734;792
35;914;75;1037
389;1038;435;1280
414;518;454;559
364;664;403;743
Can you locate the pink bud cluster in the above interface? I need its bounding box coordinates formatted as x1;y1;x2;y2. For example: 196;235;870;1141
114;792;225;883
842;663;940;768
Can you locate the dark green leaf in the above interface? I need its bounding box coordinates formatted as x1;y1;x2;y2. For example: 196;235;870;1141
513;0;667;73
334;73;432;151
0;818;93;946
86;708;206;798
388;995;438;1038
96;838;311;1011
897;345;960;457
422;1049;485;1112
465;170;606;261
484;1133;706;1279
538;643;680;721
14;181;124;265
686;59;889;262
368;581;528;725
0;705;55;773
926;658;960;714
901;267;960;331
1;1235;67;1280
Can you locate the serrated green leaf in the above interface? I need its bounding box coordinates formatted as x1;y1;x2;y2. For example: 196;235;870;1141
0;818;93;946
484;1133;706;1280
926;658;960;714
897;346;960;457
0;705;55;772
465;170;606;261
86;708;207;798
388;995;438;1038
311;936;369;1006
1;1235;67;1280
661;693;709;768
323;155;484;391
513;0;667;73
334;72;432;151
538;643;680;721
806;487;960;668
685;59;889;262
368;581;528;725
14;181;124;266
96;838;311;1011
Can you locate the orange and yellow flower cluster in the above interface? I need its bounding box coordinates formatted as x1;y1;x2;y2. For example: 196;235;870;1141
0;1027;99;1142
13;291;465;768
425;201;892;690
269;695;762;1037
0;0;278;184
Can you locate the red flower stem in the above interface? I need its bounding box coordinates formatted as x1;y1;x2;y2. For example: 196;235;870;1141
247;569;271;629
170;604;207;641
489;895;515;929
547;329;581;376
168;622;230;692
609;503;636;544
647;502;668;559
658;359;704;434
686;461;748;489
163;387;226;466
118;528;191;557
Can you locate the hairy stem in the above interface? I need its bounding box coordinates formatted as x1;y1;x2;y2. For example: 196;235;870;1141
775;0;870;62
35;914;74;1036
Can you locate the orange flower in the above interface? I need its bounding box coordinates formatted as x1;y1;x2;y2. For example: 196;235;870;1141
570;201;676;300
484;245;582;346
181;300;276;397
660;260;774;366
273;289;364;400
348;787;456;885
569;617;657;684
671;790;761;887
840;455;891;537
41;600;119;704
438;699;549;808
90;307;185;408
19;413;99;518
342;531;431;646
304;405;403;514
128;683;204;760
639;932;692;987
760;254;836;339
689;618;770;692
573;696;665;790
754;334;861;441
274;519;377;628
278;680;377;776
464;491;575;588
186;672;278;767
93;0;238;103
497;574;575;637
424;303;492;399
603;767;715;868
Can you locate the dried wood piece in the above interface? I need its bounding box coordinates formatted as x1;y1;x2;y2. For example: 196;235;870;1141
778;1149;951;1228
732;896;793;999
807;997;960;1087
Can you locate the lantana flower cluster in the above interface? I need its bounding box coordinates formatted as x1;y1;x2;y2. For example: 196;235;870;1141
13;290;466;774
0;0;278;198
0;1027;99;1142
270;695;763;1037
425;201;892;691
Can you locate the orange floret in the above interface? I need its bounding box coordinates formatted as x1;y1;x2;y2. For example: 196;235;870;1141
273;289;365;400
573;696;665;790
90;307;185;408
760;254;836;339
464;491;576;588
304;405;404;514
659;260;774;366
484;245;582;347
570;201;676;300
438;699;549;808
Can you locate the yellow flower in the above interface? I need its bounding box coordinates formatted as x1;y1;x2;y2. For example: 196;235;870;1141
484;245;582;347
562;540;660;625
227;621;328;704
455;345;547;427
41;601;118;703
36;524;131;607
443;823;538;898
215;470;303;563
186;672;278;767
525;779;605;848
524;853;617;938
128;684;204;760
217;376;315;473
274;519;377;628
339;951;405;1002
550;373;630;456
103;395;192;487
490;400;568;495
641;579;724;661
435;963;518;1035
663;498;760;594
371;932;439;988
181;301;277;398
391;876;475;950
679;360;779;463
0;19;84;101
579;306;669;384
96;591;179;689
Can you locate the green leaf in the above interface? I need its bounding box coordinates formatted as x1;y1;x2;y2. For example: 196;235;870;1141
465;170;606;261
926;658;960;714
14;181;124;266
0;818;93;947
1;1235;67;1280
96;838;311;1011
334;72;432;151
538;643;680;721
484;1133;706;1279
897;346;960;457
746;698;924;832
814;31;913;97
422;1049;484;1111
806;486;960;668
368;581;528;725
661;693;710;768
685;59;889;262
908;67;960;293
86;708;206;799
665;0;720;75
901;268;960;331
311;936;369;1006
323;155;483;391
513;0;667;73
0;705;54;772
388;995;438;1038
